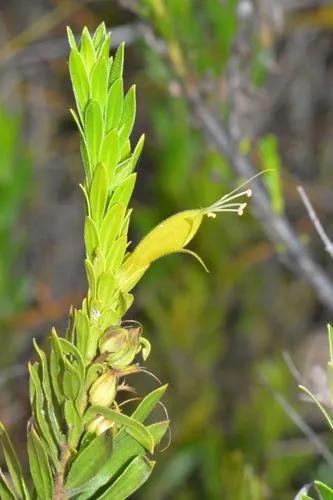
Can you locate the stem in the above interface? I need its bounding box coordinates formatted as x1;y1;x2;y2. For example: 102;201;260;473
53;444;71;500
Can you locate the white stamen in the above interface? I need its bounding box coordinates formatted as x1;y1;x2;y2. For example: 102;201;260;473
204;170;269;218
219;189;252;205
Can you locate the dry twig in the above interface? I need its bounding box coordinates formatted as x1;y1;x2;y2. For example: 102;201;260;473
297;185;333;259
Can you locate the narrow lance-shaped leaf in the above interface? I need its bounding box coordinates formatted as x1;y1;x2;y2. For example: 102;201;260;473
93;22;107;50
0;424;29;499
110;173;136;209
100;129;120;185
65;429;113;492
69;48;90;114
100;202;126;254
105;78;124;132
84;100;104;170
98;33;111;60
84;406;154;453
89;163;109;226
0;471;16;500
97;456;155;500
315;481;333;499
109;42;125;85
91;57;108;109
119;85;136;143
27;427;53;500
75;422;168;500
80;27;96;74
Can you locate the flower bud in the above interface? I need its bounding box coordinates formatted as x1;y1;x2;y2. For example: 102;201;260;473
107;325;141;369
87;415;115;435
99;327;128;354
89;371;117;407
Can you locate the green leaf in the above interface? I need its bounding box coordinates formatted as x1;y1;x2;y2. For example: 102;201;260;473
0;471;16;500
100;203;126;254
97;271;117;306
69;48;90;114
258;134;284;214
118;265;149;294
84;216;100;259
140;337;151;360
65;400;82;449
100;129;120;183
328;324;333;364
58;337;85;382
67;26;77;50
132;385;168;422
84;258;96;295
110;173;136;209
111;158;134;190
120;138;131;161
84;406;154;453
299;385;333;431
98;307;120;331
315;481;333;499
27;427;53;500
80;27;96;74
105;235;127;272
51;329;85;402
91;58;108;110
97;456;154;500
98;33;111;61
105;78;123;132
119;208;132;238
75;309;90;362
70;108;85;139
65;430;113;492
109;43;124;85
0;423;29;499
80;142;91;182
28;363;59;466
117;291;134;317
93;23;107;51
50;347;64;406
89;163;108;226
84;100;103;169
85;324;102;364
132;134;145;170
33;340;63;445
119;85;136;143
85;363;104;390
75;421;168;499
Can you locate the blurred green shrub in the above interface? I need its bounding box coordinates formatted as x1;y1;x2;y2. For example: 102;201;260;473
0;105;31;333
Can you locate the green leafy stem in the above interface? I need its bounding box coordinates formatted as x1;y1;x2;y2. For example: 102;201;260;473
0;23;251;500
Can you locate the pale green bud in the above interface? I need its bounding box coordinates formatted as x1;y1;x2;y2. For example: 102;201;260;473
107;324;141;369
89;371;117;407
99;327;128;354
87;415;115;435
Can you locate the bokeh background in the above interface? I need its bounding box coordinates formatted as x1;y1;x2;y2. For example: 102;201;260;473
1;0;333;498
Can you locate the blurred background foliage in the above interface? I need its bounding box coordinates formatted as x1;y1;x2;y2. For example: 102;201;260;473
1;0;333;498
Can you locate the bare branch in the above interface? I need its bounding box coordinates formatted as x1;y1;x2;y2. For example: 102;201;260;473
297;185;333;259
262;375;333;468
129;13;333;311
7;23;144;67
186;91;333;312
